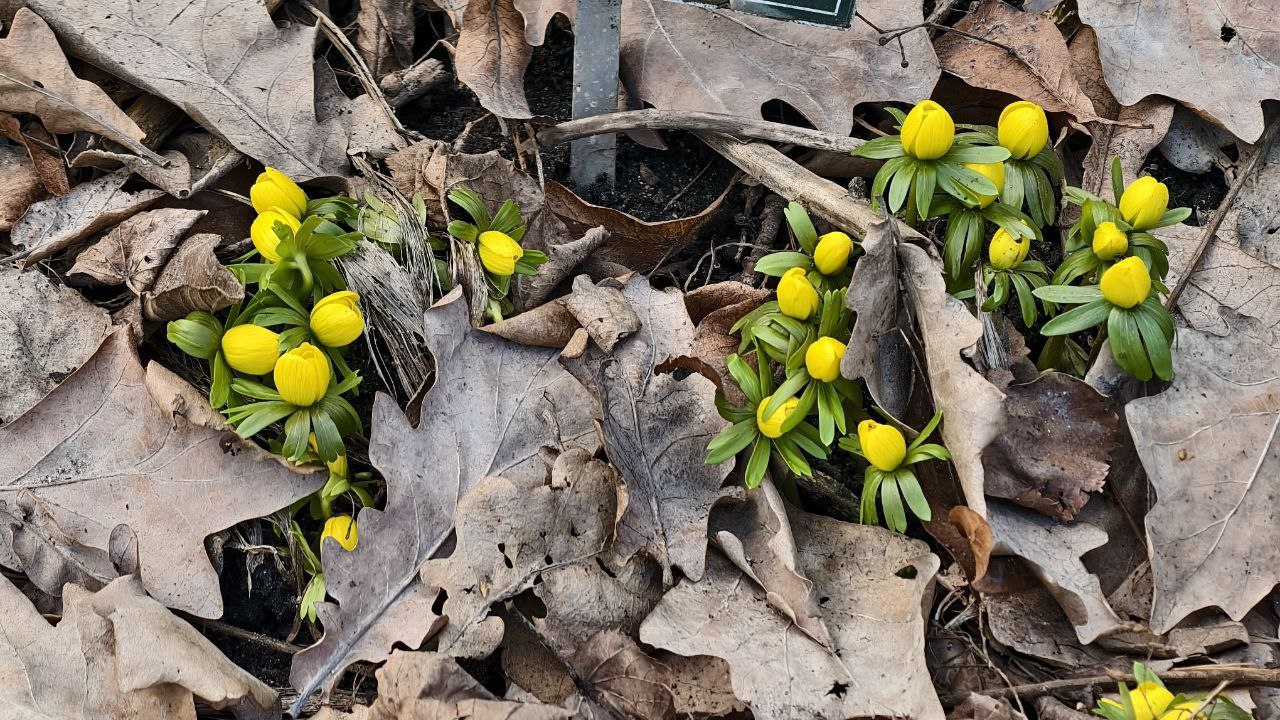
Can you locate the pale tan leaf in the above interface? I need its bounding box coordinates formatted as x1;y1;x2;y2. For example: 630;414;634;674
0;144;45;231
1160;221;1280;336
455;0;534;118
563;275;640;353
364;651;578;720
534;552;663;655
314;59;406;159
0;112;68;197
355;0;416;77
68;208;206;293
141;233;246;322
572;629;676;720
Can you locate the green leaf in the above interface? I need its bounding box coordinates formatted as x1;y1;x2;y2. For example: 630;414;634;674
210;353;231;409
765;368;811;417
744;438;770;489
897;471;931;522
754;251;814;277
908;410;943;452
447;220;478;243
905;444;951;464
319;394;363;435
773;436;813;477
491;199;523;234
283;409;312;462
888;161;917;213
1051;248;1100;286
234;401;295;438
1010;272;1038;327
860;467;883;525
725;354;761;402
1152;206;1192;228
1001;160;1025;212
945;145;1010;163
1031;146;1065;183
230;378;281;401
706;419;757;465
852;135;906;160
1033;284;1104;304
871;156;910;205
1134;306;1173;381
983;272;1009;312
949;162;998;197
311;408;344;463
1040;299;1110;336
783;201;818;253
1110;156;1124;205
1108;308;1152;381
914;162;936;220
790;421;827;459
447;188;491;228
881;476;907;532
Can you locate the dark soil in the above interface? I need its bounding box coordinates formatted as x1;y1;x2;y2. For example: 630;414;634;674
209;544;301;688
1140;151;1229;225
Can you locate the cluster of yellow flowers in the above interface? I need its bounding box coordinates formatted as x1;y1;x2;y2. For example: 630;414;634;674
1093;663;1247;720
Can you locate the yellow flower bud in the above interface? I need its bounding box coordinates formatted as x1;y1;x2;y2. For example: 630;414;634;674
987;226;1031;270
1091;221;1129;260
777;267;820;320
1127;682;1175;720
1119;175;1170;231
327;454;348;478
756;395;801;439
900;100;955;160
477;230;524;277
858;420;906;472
963;161;1005;208
251;207;301;263
274;342;330;407
322;514;358;551
813;231;854;275
805;337;846;383
220;324;280;375
997;101;1049;160
1159;701;1209;720
250;167;308;219
310;291;364;348
1100;256;1152;309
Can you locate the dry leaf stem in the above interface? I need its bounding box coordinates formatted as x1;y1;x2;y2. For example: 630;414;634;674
947;665;1280;704
538;109;866;154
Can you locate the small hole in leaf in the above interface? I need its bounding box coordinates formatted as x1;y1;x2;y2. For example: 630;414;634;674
497;542;513;569
1221;25;1236;42
895;565;918;579
431;588;448;615
544;554;553;565
818;596;830;606
827;681;849;698
595;557;617;579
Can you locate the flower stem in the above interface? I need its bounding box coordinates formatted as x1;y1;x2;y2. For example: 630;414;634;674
294;253;314;296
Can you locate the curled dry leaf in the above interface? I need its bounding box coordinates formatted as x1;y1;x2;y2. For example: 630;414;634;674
355;0;416;77
1127;312;1280;634
68;208;207;293
454;0;534;118
561;275;736;585
289;288;596;712
71;133;243;200
0;145;45;230
141;233;246;322
668;280;771;404
0;574;278;719
0;111;70;196
563;275;641;353
640;512;944;720
1158;106;1236;175
984;582;1115;669
26;0;348;180
0;330;323;617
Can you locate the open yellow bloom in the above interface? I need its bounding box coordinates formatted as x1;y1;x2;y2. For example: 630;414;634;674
900;100;954;160
858;420;906;472
322;515;358;551
988;226;1031;270
220;324;280;375
251;207;301;263
1119;176;1169;231
1092;221;1129;260
477;230;524;276
777;267;820;320
998;101;1049;159
274;342;330;407
310;291;364;347
250;167;308;219
756;395;800;439
1159;701;1209;720
813;231;854;274
1100;256;1151;309
805;337;846;383
1103;682;1173;720
964;161;1005;208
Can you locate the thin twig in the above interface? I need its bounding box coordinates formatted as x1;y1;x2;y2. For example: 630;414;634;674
538;109;865;155
662;160;714;211
180;613;305;655
945;665;1280;705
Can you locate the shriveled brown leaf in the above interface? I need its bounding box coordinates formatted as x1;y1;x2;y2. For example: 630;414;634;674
455;0;534;118
0;573;278;718
362;651;577;720
141;233;246;322
68;208;206;292
1127;312;1280;633
562;275;736;584
950;693;1028;720
315;60;406;159
936;0;1099;123
563;275;640;353
640;512;944;720
355;0;416;77
0;144;45;231
672;281;770;404
1078;0;1280;142
0;330;322;616
985;583;1115;669
483;300;580;348
71;133;243;200
0;112;69;196
27;0;348;180
570;629;676;720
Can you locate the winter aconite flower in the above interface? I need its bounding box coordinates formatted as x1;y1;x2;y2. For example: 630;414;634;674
322;515;358;551
988;226;1031;270
220;324;280;375
1100;682;1174;720
250;167;308;219
756;395;800;439
998;101;1049;160
1100;256;1151;309
858;419;907;472
1119;176;1170;231
900;100;955;160
813;231;854;274
1158;702;1210;720
805;337;846;383
251;208;301;262
477;230;524;276
777;267;820;320
964;161;1005;208
1092;221;1129;261
310;291;364;347
275;342;330;407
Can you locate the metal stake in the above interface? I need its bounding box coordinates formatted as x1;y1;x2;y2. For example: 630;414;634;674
568;0;622;187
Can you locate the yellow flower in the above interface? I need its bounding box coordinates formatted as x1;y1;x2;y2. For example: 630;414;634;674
1119;176;1170;231
1127;682;1175;720
322;515;358;551
309;434;349;477
310;291;364;348
1159;701;1209;720
777;267;820;320
274;342;330;406
813;231;854;275
251;207;301;263
805;337;846;383
756;395;801;439
988;226;1031;270
900;100;955;160
477;230;524;276
220;324;280;375
858;420;906;472
250;167;308;219
1092;221;1129;260
964;161;1005;208
1100;256;1152;309
998;101;1049;160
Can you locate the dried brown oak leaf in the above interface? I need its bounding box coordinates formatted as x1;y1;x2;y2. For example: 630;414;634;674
454;0;534;118
572;628;677;720
1077;0;1280;143
0;9;159;164
515;0;938;137
1128;312;1280;634
0;573;278;719
640;511;944;720
288;288;596;714
68;208;207;293
0;329;323;617
561;275;737;585
141;233;246;322
72;133;244;200
1160;216;1280;337
26;0;348;180
0;144;45;230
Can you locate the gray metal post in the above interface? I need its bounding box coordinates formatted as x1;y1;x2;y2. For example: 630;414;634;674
569;0;622;187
